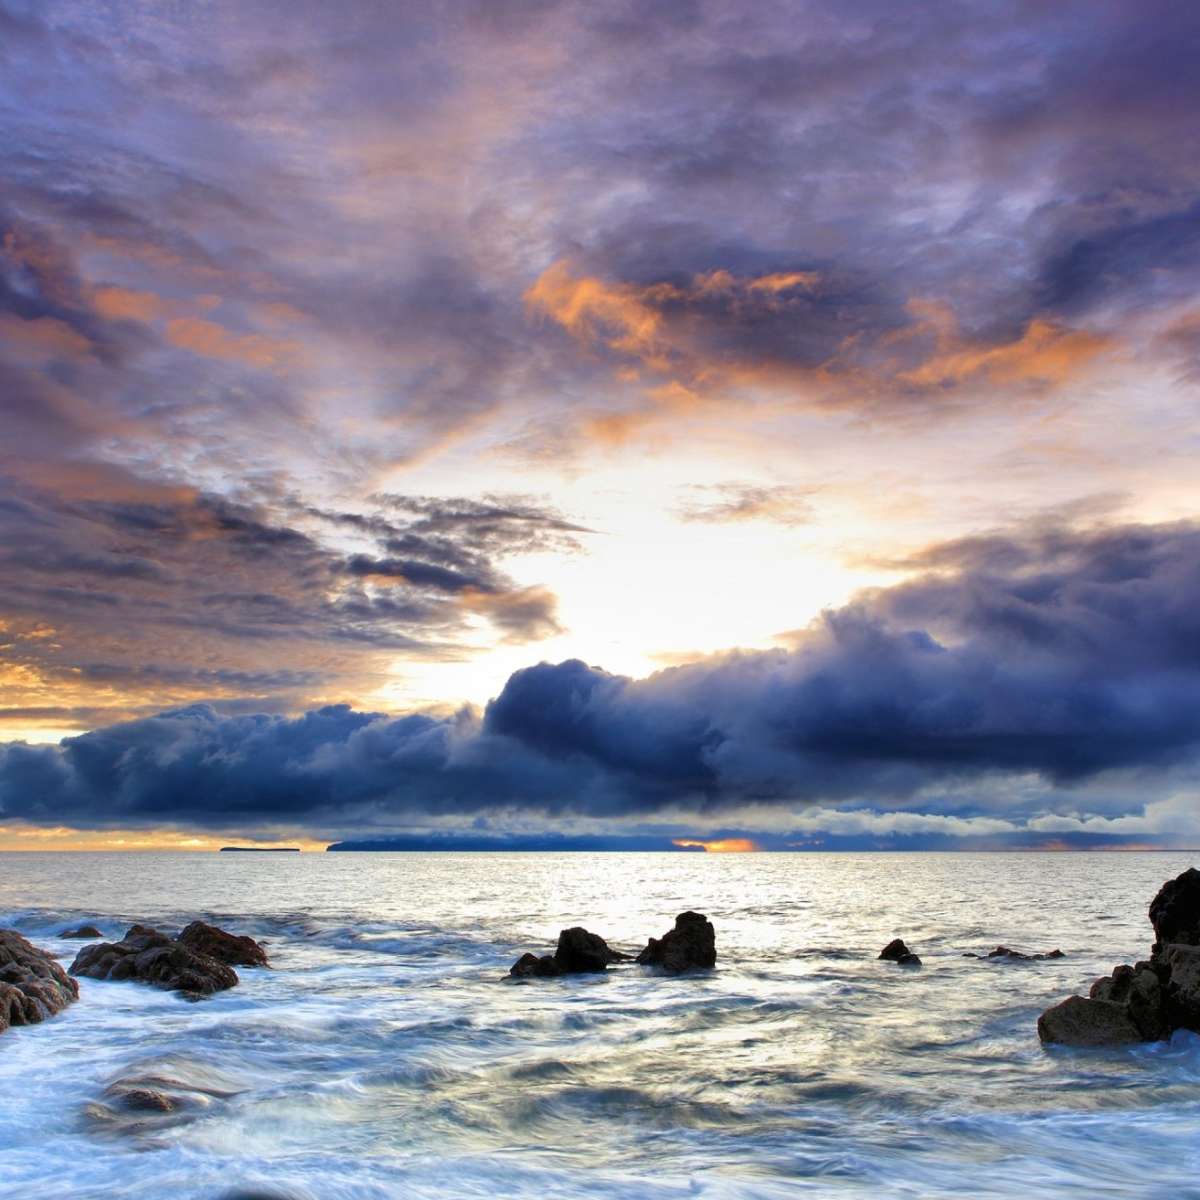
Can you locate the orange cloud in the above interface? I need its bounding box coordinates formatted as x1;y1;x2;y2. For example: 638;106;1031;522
90;285;170;322
0;313;94;362
165;316;304;370
672;837;759;852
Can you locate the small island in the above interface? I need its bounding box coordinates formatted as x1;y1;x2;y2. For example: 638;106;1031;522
218;847;301;853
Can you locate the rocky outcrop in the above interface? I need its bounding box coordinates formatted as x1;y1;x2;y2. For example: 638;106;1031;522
1149;866;1200;950
966;946;1064;961
178;921;268;968
509;926;627;978
635;911;716;974
0;928;79;1034
84;1067;238;1136
60;925;103;940
1038;868;1200;1047
879;938;921;966
70;925;238;994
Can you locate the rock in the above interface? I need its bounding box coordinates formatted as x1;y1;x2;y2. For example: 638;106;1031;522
636;911;716;974
60;926;103;940
0;928;79;1034
509;925;630;978
1089;962;1168;1040
555;926;623;973
1156;943;1200;1032
895;952;923;967
178;921;269;968
1149;868;1200;950
1037;995;1144;1046
509;952;561;978
879;938;914;962
966;946;1065;961
86;1068;234;1136
113;1087;177;1113
69;924;238;994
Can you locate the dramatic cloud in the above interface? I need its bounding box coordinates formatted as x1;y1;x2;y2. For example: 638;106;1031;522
3;518;1197;838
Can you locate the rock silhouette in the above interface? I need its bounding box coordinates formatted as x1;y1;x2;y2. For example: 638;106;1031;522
879;938;921;965
0;929;79;1034
509;926;627;978
966;946;1064;961
70;924;238;994
636;912;716;974
1039;868;1200;1046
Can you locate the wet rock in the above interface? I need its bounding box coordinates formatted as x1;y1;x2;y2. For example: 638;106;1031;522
178;921;269;968
896;952;922;966
1149;867;1200;950
1037;995;1143;1046
509;952;561;978
965;946;1065;961
114;1087;178;1113
636;911;716;974
1088;962;1168;1041
60;925;103;940
555;926;624;973
1157;943;1200;1032
879;938;915;962
70;924;238;994
0;928;79;1034
508;925;628;978
85;1068;233;1136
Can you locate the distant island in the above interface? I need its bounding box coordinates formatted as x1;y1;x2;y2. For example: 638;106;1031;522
219;846;301;852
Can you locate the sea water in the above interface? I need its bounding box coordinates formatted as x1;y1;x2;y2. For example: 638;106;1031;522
1;851;1198;1199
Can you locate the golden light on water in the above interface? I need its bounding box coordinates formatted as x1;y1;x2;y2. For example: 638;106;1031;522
672;837;759;853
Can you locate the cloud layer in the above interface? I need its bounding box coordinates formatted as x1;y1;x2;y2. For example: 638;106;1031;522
3;518;1197;839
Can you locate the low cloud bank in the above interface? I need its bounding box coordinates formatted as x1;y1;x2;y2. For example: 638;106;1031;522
1;519;1198;836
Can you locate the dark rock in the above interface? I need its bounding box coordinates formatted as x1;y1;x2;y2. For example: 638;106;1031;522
1037;995;1143;1046
555;926;622;973
509;925;630;977
966;946;1065;961
178;921;269;968
0;928;79;1034
636;911;716;974
60;926;103;940
70;924;238;994
1149;868;1200;950
86;1068;234;1136
895;952;923;967
509;952;561;978
879;938;914;961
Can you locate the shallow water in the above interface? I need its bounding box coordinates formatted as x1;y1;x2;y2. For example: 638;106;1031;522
1;851;1198;1199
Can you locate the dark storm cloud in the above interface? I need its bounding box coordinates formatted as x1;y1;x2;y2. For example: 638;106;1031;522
3;518;1198;834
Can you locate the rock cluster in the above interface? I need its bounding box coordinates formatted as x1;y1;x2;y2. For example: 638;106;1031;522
69;924;242;994
0;928;79;1034
1039;867;1200;1046
879;938;922;966
510;926;629;977
510;911;716;978
965;946;1064;961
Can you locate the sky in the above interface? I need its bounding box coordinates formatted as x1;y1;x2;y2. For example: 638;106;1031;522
0;0;1198;851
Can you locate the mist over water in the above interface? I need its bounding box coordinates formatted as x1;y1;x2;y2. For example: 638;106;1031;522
1;851;1198;1199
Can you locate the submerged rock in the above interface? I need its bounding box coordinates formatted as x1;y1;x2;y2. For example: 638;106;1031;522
878;938;920;965
178;921;269;968
70;924;238;994
636;911;716;974
85;1067;237;1136
965;946;1065;961
0;928;79;1034
60;925;103;940
509;952;561;978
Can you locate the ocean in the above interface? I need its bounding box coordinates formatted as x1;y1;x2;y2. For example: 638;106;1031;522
1;850;1197;1199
